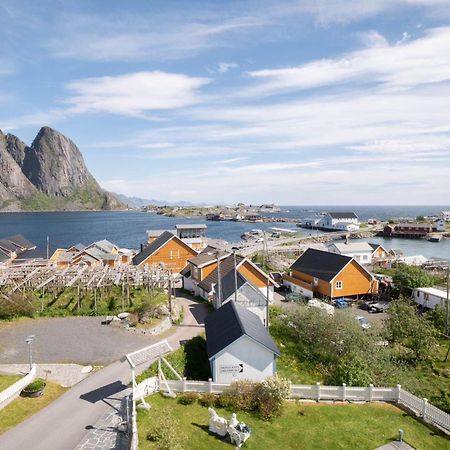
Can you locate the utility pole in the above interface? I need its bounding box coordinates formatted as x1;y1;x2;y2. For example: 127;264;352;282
233;250;238;303
446;266;449;335
46;236;49;260
25;335;35;372
266;277;270;330
217;252;222;307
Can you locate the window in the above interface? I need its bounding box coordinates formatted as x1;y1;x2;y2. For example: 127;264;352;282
169;249;180;259
335;281;343;290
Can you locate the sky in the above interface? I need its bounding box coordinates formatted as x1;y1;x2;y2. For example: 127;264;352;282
1;0;450;205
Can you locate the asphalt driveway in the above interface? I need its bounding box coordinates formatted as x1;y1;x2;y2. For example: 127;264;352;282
0;295;207;365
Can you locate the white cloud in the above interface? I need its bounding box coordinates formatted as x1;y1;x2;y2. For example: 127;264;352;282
65;71;210;116
217;62;239;73
246;27;450;95
50;14;265;61
358;30;389;48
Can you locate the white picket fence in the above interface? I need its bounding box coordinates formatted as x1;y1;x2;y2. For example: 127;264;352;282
0;365;37;410
138;377;450;434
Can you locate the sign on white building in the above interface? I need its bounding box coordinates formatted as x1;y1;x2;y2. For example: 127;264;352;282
205;301;280;383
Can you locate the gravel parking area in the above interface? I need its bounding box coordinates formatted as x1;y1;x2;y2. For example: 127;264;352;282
273;292;387;325
0;316;160;366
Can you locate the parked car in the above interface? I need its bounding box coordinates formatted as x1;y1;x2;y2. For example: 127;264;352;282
355;316;371;330
283;292;307;303
369;302;389;313
334;298;349;308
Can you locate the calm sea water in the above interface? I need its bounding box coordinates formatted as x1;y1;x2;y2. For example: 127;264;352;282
0;206;449;259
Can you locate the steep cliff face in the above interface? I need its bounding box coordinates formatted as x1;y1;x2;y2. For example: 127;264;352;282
22;126;101;197
0;131;37;206
6;133;28;166
0;127;123;211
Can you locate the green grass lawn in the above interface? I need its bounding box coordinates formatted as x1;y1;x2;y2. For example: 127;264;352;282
137;394;449;450
0;375;22;392
0;380;66;435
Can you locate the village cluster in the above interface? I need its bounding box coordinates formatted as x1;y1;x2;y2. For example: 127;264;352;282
1;212;448;386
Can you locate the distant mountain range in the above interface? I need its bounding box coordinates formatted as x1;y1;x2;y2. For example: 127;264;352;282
0;127;123;211
114;193;208;208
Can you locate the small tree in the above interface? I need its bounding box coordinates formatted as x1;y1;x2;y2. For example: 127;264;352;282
391;264;434;297
385;297;437;362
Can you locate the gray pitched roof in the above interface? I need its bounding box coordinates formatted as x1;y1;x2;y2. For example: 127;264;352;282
0;239;19;254
290;248;352;282
175;224;207;229
5;234;36;250
218;269;247;301
132;231;183;266
198;254;245;292
205;300;280;358
188;249;230;268
91;239;116;253
328;212;358;219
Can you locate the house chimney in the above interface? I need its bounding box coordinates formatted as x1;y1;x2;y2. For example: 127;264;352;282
140;243;144;252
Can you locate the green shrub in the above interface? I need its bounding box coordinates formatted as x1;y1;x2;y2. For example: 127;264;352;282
23;378;46;392
198;393;216;407
177;392;198;405
0;293;36;320
146;408;184;450
255;376;291;421
219;380;258;412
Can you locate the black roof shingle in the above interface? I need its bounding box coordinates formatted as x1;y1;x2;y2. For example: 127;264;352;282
132;231;176;265
205;301;280;358
290;248;351;282
328;212;358;219
198;254;245;292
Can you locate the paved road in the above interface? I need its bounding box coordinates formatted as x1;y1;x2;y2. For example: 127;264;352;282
0;316;162;365
0;296;208;450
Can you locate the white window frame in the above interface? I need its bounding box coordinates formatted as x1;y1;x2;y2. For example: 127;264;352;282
335;281;343;290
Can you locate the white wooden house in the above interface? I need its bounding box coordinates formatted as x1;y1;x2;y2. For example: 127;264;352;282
328;241;374;264
205;301;280;383
320;212;360;231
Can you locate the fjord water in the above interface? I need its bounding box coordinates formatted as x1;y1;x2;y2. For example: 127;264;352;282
0;206;449;260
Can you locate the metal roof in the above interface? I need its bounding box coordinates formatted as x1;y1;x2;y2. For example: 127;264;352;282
123;340;173;368
328;212;358;219
175;224;207;229
290;248;352;282
188;250;230;268
330;242;373;253
205;301;280;358
4;234;36;250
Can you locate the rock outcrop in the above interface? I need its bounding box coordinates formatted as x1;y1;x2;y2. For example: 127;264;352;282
0;131;37;207
0;126;123;211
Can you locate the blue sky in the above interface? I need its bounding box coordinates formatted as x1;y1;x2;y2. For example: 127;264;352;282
1;0;450;205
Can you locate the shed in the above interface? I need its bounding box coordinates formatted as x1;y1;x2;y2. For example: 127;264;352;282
205;301;280;382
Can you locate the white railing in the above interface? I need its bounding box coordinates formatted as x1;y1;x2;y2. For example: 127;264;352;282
139;377;450;434
135;376;159;398
0;365;37;410
398;387;450;433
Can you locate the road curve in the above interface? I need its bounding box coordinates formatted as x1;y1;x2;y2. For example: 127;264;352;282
0;296;207;450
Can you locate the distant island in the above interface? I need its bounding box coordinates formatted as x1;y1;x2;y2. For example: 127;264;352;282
0;127;123;212
141;203;283;221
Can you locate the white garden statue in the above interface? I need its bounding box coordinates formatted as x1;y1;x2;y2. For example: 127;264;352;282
208;407;228;437
207;408;251;447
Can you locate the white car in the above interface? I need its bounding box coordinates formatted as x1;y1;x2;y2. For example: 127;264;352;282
355;316;371;330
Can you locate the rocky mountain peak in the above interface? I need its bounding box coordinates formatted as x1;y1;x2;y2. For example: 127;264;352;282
0;126;123;211
22;126;97;197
